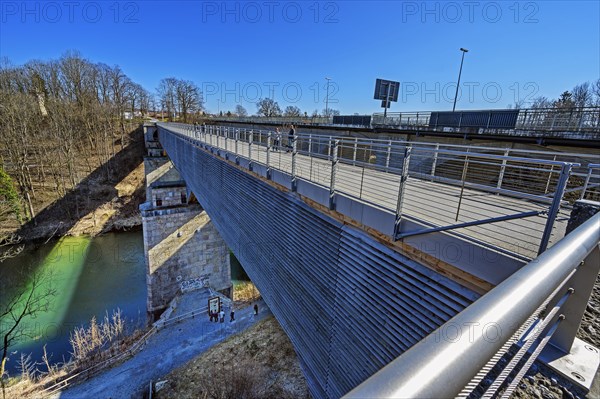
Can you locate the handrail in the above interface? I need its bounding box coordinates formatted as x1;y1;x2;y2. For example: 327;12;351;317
344;212;600;398
160;122;583;258
39;303;211;397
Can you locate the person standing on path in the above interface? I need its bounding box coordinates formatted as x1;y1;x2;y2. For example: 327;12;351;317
230;308;235;322
253;303;259;316
219;309;225;323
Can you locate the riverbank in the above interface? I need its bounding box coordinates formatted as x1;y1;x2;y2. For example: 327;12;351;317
1;126;146;246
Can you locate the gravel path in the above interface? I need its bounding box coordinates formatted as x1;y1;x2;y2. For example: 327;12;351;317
54;293;270;399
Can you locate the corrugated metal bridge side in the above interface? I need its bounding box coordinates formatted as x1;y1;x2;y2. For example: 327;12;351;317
158;127;480;398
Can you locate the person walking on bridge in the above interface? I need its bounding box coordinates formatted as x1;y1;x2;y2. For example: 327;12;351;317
287;124;295;152
273;128;281;152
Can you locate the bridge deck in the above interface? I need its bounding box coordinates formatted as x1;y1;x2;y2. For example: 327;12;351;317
169;126;568;261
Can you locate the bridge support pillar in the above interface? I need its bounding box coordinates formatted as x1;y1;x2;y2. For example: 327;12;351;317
141;124;232;322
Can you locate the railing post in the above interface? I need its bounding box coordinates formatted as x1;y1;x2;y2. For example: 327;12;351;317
544;155;558;194
549;244;600;354
455;152;470;221
430;143;440;181
235;129;239;165
385;139;392;170
248;131;253;171
393;145;412;239
538;163;573;255
580;165;593;200
291;134;297;191
497;149;510;189
224;129;228;160
329;140;339;210
266;131;272;179
328;136;332;159
353;137;358;166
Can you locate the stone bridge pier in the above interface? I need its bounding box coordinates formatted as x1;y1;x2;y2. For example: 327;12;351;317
141;123;231;321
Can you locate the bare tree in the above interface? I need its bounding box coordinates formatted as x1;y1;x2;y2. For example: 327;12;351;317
572;82;592;108
0;269;57;399
256;98;281;117
283;105;302;117
235;104;248;117
530;96;553;109
157;77;177;119
175;80;203;122
592;78;600;106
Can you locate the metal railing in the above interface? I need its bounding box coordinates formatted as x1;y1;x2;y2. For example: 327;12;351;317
39;303;212;397
344;212;600;398
159;123;594;260
207;115;332;125
579;163;600;201
372;107;600;133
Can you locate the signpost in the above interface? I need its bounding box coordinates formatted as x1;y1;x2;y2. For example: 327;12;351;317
208;296;221;314
374;79;400;122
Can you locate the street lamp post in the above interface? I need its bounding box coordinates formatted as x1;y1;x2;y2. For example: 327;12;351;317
325;77;332;118
452;48;469;112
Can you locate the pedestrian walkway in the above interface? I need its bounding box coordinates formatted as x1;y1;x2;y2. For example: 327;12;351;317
55;290;269;399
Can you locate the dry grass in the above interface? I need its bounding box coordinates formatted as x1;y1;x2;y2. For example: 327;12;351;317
155;316;310;399
69;309;125;367
233;282;262;305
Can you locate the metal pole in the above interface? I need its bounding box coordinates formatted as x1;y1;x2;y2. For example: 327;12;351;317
329;140;339;210
497;149;510;189
224;129;228;160
393;145;412;239
538;163;573;255
291;133;297;191
455;154;470;221
385;140;392;170
452;48;468;112
248;131;253;171
235;129;239;165
353;137;358;166
383;83;390;120
549;244;600;353
430;143;440;180
544;155;558;195
309;134;313;180
580;165;594;200
266;131;271;179
325;77;331;120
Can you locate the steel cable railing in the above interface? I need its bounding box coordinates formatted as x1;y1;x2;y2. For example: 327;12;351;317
160;123;586;259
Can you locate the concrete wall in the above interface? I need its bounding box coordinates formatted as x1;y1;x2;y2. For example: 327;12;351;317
141;124;231;320
142;206;230;317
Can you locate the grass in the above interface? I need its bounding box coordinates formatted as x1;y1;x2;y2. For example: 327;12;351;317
154;316;310;399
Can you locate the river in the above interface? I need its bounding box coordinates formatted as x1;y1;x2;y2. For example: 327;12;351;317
0;230;250;376
1;231;147;375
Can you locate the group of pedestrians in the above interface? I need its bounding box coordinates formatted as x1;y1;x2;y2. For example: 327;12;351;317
271;125;295;152
208;307;235;323
208;303;259;323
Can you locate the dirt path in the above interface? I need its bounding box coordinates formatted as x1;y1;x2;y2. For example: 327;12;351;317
54;298;269;399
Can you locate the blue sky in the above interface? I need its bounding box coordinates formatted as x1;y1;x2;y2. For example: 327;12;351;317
1;1;599;114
